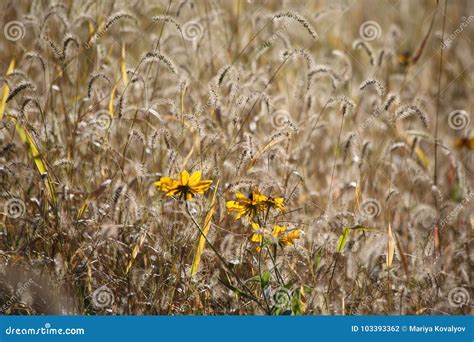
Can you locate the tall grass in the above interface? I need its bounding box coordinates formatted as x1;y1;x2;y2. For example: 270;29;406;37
0;0;472;315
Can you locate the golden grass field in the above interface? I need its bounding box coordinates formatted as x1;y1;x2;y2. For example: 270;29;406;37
0;0;472;315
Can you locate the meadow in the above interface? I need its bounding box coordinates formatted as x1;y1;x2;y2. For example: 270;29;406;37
0;0;472;315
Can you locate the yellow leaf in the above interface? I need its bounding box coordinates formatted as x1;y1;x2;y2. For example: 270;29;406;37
394;231;409;278
77;202;89;220
416;307;428;315
386;223;395;268
15;124;45;173
299;285;306;313
126;232;147;274
88;20;95;35
355;183;362;209
415;146;429;169
121;43;128;86
14;120;56;205
109;84;117;116
395;125;429;169
0;58;15;120
191;180;219;276
433;224;440;252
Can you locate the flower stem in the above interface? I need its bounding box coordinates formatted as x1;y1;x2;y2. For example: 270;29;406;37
185;202;268;313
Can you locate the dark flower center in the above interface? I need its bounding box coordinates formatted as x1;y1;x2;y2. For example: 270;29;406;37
177;185;192;199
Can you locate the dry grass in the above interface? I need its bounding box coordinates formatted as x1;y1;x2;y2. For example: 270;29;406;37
0;0;472;315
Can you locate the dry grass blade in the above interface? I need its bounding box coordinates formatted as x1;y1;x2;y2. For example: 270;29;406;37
386;223;395;268
0;0;470;316
394;231;409;279
121;43;129;86
191;180;219;277
126;230;147;275
77;179;112;220
0;59;15;119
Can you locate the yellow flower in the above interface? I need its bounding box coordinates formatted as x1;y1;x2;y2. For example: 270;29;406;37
272;225;301;246
251;232;263;244
250;224;301;251
154;170;212;201
226;191;266;220
260;196;286;213
250;222;264;252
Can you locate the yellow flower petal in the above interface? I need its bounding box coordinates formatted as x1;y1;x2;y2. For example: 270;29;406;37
251;233;263;243
272;225;287;237
192;180;212;193
154;170;211;201
274;197;286;212
155;177;175;191
166;188;180;196
253;192;267;203
226;201;245;210
179;170;189;186
235;191;247;200
188;171;202;186
280;229;302;246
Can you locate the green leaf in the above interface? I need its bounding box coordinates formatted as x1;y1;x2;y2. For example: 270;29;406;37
218;278;259;303
337;226;378;254
291;290;301;315
314;254;321;269
337;227;350;253
245;275;263;283
261;271;270;288
351;225;377;232
450;181;463;203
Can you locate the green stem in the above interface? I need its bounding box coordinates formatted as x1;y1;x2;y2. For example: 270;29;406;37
268;244;284;286
325;253;339;312
258;241;272;313
185;202;268;313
